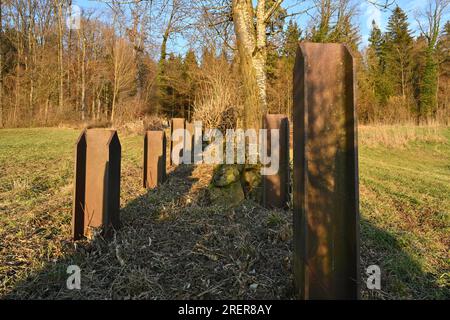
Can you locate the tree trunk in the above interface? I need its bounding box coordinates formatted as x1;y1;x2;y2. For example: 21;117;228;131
80;35;86;121
55;0;64;112
156;3;176;115
0;0;3;127
97;89;101;121
14;12;23;126
232;0;267;130
27;0;35;119
44;97;49;124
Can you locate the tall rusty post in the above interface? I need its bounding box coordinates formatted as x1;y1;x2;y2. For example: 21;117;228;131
72;129;121;241
143;131;167;189
262;114;290;209
170;118;185;166
293;43;360;299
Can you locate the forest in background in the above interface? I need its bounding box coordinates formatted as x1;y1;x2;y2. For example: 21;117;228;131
0;0;448;128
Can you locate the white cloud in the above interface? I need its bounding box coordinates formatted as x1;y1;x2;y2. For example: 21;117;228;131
361;2;384;31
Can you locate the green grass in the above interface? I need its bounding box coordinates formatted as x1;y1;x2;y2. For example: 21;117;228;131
359;127;449;299
0;126;449;299
0;128;144;299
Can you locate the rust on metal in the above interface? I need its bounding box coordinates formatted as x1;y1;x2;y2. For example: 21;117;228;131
262;114;290;209
170;118;185;166
293;43;360;299
72;129;121;241
143;130;167;189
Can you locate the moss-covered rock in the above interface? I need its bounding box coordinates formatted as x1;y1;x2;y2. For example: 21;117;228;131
212;164;241;187
209;180;245;207
241;164;262;202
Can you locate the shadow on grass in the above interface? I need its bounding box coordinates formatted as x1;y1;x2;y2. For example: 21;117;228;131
3;163;294;300
360;218;449;300
3;164;197;299
3;163;446;299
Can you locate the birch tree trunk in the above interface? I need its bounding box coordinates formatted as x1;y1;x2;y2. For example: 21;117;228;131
232;0;276;130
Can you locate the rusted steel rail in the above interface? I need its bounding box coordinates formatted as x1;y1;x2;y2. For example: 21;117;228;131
72;129;121;240
143;130;167;189
293;43;360;299
262;114;290;209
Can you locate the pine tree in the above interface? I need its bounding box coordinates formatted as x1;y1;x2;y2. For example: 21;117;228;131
368;21;383;57
183;49;199;120
416;2;449;121
384;6;413;99
420;50;439;118
283;20;301;62
329;15;360;50
436;21;450;120
266;21;301;118
308;0;359;49
367;21;393;105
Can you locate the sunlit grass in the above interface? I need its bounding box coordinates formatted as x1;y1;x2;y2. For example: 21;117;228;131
0;126;449;299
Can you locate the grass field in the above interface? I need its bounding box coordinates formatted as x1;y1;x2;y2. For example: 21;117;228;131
0;126;449;299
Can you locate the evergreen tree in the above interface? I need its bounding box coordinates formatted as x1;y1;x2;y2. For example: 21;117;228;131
367;21;393;105
161;53;185;117
384;6;413;99
308;0;359;49
283;20;301;62
329;15;360;50
183;50;199;120
436;21;450;118
368;21;383;57
265;1;287;81
420;50;439;118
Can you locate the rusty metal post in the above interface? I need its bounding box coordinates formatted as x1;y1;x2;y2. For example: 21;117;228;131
293;43;360;299
143;130;167;189
185;122;195;164
262;114;290;209
72;129;121;241
170;118;185;166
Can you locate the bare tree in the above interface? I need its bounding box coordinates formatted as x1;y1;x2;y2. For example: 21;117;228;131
416;0;450;50
231;0;288;130
200;0;308;130
54;0;64;112
110;39;137;122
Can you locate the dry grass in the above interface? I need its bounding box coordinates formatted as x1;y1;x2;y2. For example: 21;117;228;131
0;126;448;300
0;129;293;299
359;125;446;148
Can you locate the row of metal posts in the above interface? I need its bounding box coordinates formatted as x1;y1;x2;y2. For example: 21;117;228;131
71;43;360;299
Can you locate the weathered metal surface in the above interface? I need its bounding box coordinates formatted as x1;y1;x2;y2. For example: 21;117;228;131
262;114;290;209
293;43;360;299
185;122;195;164
72;129;121;241
170;118;185;166
143;130;167;189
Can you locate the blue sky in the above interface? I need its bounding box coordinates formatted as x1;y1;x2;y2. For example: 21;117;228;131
75;0;449;50
283;0;449;46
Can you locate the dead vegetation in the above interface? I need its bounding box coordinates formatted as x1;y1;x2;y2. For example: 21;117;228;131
359;124;446;148
1;127;448;300
0;135;294;299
